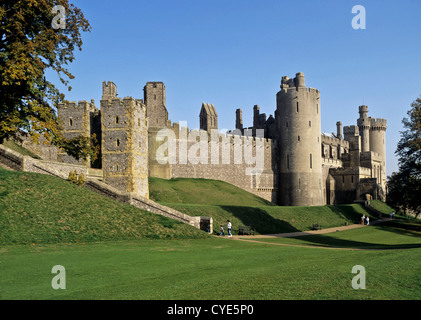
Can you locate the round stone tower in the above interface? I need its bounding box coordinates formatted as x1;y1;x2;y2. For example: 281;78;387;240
276;73;324;206
357;105;370;152
370;117;387;189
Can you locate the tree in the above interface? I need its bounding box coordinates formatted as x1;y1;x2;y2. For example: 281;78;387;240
387;97;421;217
0;0;96;161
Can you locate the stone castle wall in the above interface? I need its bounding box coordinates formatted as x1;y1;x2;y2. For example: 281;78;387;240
47;74;388;207
172;132;277;203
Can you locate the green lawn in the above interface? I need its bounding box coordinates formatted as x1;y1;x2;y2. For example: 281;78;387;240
1;234;420;300
248;223;421;250
1;169;420;300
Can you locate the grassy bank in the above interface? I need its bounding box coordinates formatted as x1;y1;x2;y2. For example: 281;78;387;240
0;168;208;245
149;177;389;235
149;177;274;206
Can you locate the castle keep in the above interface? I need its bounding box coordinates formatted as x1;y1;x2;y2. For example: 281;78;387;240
57;73;387;206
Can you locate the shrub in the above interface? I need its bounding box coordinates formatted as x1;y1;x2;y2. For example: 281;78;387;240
76;173;86;186
68;171;77;184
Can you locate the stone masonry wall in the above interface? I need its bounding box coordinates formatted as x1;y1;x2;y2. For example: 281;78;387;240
149;127;278;203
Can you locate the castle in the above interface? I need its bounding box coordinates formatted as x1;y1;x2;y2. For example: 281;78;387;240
57;73;387;206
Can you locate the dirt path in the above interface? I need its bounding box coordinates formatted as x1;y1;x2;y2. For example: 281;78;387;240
218;219;391;251
229;218;389;240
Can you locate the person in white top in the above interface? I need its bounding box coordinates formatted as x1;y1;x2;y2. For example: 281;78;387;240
227;220;232;237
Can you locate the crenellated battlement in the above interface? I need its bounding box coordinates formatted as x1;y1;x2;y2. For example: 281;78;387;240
58;100;97;113
343;125;359;136
168;126;273;146
102;81;117;100
100;96;146;112
370;118;387;130
321;133;349;147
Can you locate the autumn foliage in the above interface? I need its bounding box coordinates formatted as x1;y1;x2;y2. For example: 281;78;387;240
0;0;96;161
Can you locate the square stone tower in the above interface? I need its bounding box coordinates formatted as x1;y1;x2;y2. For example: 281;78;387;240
143;82;168;128
101;91;149;199
57;100;97;166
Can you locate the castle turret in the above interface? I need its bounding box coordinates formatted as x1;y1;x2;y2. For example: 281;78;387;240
57;100;97;166
336;121;342;139
102;81;117;100
343;125;359;141
236;108;243;130
276;72;323;206
101;95;149;199
253;105;260;129
357;105;370;152
143;82;168;128
370;117;387;188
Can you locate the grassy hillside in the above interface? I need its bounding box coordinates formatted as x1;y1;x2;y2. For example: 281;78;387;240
167;203;370;235
0;168;208;245
149;177;381;235
149;177;275;206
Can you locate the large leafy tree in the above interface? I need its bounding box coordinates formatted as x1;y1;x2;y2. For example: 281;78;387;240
0;0;96;161
387;97;421;217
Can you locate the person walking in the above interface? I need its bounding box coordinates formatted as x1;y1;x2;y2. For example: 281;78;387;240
366;216;370;226
361;214;365;225
227;220;232;237
219;225;225;236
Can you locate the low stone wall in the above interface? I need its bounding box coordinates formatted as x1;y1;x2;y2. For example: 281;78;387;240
24;157;89;179
0;144;90;179
85;178;212;232
0;144;24;171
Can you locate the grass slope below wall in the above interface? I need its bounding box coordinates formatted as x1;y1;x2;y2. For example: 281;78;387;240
149;177;275;207
149;177;393;235
0;168;209;245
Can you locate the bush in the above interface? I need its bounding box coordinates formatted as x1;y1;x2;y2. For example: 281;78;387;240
68;171;77;184
77;173;86;186
68;171;85;186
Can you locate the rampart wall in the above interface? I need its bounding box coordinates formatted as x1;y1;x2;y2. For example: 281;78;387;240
149;127;278;203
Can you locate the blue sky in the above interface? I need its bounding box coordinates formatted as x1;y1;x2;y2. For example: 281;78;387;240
51;0;421;177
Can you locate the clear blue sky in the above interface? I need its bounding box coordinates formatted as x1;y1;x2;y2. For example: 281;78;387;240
51;0;421;177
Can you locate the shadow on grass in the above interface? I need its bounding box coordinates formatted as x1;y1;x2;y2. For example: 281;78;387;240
282;224;421;250
220;206;300;235
329;203;374;222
